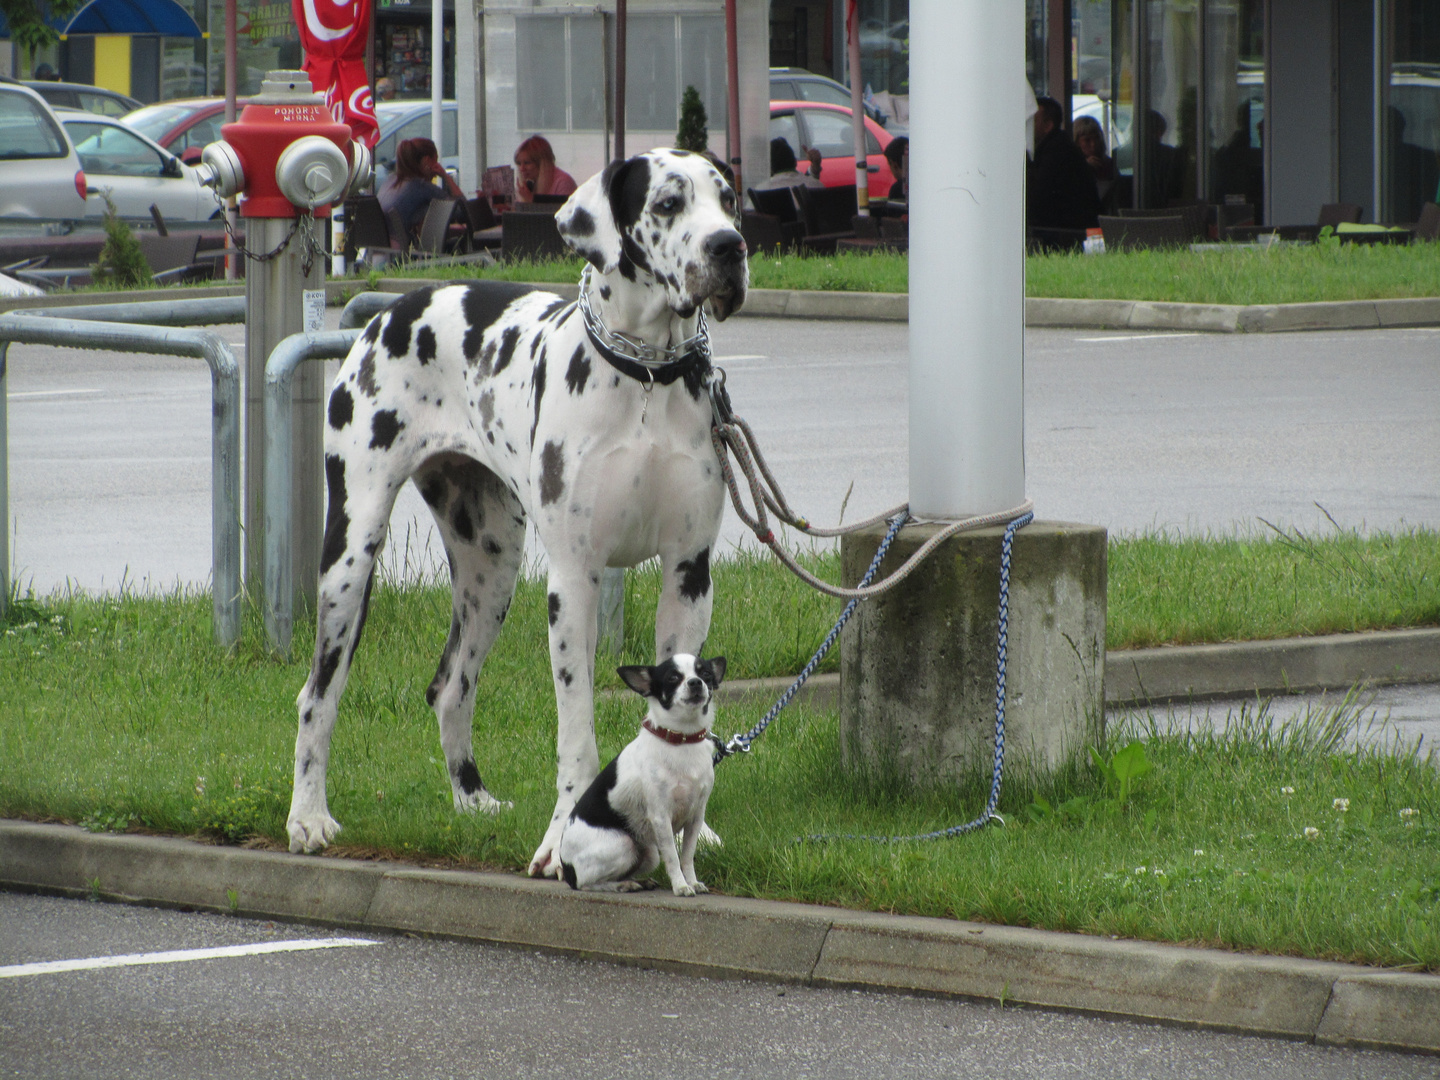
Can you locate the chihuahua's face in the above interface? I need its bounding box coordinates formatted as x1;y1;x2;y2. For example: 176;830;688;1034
617;654;727;730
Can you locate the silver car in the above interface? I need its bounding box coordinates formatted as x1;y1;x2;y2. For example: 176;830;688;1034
57;109;218;222
0;83;88;221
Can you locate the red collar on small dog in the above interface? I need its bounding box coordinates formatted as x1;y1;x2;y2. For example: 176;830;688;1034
643;718;711;745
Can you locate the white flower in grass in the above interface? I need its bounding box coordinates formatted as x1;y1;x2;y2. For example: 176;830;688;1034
1281;786;1295;796
1400;808;1418;826
1193;849;1205;856
1304;826;1320;840
1134;866;1146;875
195;776;206;796
1333;798;1349;813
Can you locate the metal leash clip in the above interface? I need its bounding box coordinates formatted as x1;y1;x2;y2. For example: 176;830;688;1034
706;366;734;428
709;732;752;762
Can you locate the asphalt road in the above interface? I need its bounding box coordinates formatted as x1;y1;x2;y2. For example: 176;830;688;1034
3;890;1435;1080
4;317;1437;593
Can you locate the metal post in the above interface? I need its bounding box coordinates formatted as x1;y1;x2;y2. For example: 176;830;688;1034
224;0;239;281
615;0;627;160
245;217;326;616
597;567;625;658
431;0;444;151
908;0;1025;519
845;0;869;212
724;0;742;192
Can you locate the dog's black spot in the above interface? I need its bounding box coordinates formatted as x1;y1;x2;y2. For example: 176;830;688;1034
301;753;311;776
539;440;566;506
481;534;503;557
457;758;482;794
419;472;447;510
415;325;437;364
452;502;475;542
313;644;344;698
462;281;534;360
541;297;569;320
676;547;711;602
565;345;591;395
369;409;404;450
599;284;611;300
320;455;349;575
651;230;661;245
356;347;379;397
380;288;434;357
343;572;375;668
558;666;573;687
530;353;547;445
327;384;354;430
566;206;596;237
459;673;471;700
493;325;523;375
569;757;641;843
548;591;561;626
302;707;313;724
426;614;462;707
361;317;381;344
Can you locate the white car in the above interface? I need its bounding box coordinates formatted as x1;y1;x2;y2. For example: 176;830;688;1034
0;83;88;221
57;109;219;222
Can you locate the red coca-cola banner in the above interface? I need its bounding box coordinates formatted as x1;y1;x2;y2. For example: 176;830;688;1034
292;0;378;148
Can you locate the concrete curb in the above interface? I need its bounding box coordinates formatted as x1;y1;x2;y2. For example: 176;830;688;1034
1;821;1435;1054
720;627;1440;713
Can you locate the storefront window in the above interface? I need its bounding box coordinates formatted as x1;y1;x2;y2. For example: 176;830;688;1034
1205;0;1263;215
1385;0;1440;221
856;0;908;97
207;0;301;96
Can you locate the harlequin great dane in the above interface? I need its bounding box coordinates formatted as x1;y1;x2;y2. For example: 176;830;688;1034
285;149;748;878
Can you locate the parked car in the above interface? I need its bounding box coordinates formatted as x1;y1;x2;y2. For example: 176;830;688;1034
373;100;458;189
0;82;88;220
768;101;895;196
769;67;889;127
121;97;238;165
58;109;217;221
25;80;141;117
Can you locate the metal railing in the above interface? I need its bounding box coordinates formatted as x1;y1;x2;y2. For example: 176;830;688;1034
0;313;242;647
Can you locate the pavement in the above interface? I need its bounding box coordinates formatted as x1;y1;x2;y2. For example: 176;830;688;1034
3;284;1438;1056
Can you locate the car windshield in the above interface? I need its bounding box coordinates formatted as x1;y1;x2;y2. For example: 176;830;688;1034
122;102;202;141
796;80;854;109
0;92;68;159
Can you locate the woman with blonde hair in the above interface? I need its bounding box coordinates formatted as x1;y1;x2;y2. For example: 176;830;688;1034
513;135;578;202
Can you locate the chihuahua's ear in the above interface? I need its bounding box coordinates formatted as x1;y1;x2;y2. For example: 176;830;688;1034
617;665;653;698
699;656;726;688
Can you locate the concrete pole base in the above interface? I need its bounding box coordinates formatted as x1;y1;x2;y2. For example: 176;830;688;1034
840;520;1107;791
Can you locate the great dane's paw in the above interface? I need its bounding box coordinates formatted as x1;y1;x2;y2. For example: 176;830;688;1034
690;880;709;894
528;812;571;877
454;789;513;815
287;814;341;854
697;823;723;849
672;882;697;897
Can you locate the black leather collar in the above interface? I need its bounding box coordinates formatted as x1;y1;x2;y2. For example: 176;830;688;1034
583;318;710;386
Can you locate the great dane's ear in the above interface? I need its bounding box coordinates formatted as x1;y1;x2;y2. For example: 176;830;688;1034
557;158;633;274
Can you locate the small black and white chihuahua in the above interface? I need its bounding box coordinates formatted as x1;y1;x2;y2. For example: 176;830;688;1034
557;654;726;895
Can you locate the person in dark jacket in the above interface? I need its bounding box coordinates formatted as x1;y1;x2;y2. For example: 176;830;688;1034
1027;96;1101;231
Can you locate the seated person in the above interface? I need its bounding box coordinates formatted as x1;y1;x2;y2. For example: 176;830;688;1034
753;137;825;191
1072;116;1117;211
881;136;908;202
1027;96;1101;231
513;135;577;203
378;137;463;238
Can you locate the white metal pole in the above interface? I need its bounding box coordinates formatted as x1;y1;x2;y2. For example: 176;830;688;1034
908;0;1026;520
431;0;444;151
845;0;869;212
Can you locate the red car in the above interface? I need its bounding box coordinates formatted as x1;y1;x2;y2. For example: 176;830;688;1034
769;100;896;198
121;98;240;165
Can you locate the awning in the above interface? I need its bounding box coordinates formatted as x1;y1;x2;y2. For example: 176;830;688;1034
62;0;204;37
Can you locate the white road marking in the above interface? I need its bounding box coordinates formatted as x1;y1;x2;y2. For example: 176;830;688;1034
1076;333;1200;343
9;389;104;400
0;937;379;978
711;354;768;362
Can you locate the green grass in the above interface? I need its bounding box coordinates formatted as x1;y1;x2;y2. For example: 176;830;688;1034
363;240;1440;305
4;528;1438;970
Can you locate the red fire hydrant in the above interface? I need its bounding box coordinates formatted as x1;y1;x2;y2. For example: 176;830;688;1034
196;70;372;623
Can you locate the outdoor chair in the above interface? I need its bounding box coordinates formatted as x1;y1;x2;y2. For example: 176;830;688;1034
415;198;459;256
1412;202;1440;241
345;196;406;265
138;231;205;282
795;184;858;253
1097;214;1191;251
740;210;788;256
745;187;806;250
501;209;567;262
1318;202;1364;228
1118;203;1207;240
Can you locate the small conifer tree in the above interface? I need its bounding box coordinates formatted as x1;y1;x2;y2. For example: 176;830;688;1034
92;194;153;289
676;85;709;153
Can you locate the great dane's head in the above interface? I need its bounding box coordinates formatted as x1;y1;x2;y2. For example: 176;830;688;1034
557;149;748;321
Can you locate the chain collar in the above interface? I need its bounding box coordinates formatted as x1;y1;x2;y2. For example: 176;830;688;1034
578;264;712;383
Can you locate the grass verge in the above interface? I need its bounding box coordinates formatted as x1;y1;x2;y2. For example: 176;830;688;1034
363;240;1440;306
3;529;1437;970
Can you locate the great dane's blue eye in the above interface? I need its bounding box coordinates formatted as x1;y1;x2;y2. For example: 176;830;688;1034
658;195;682;213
